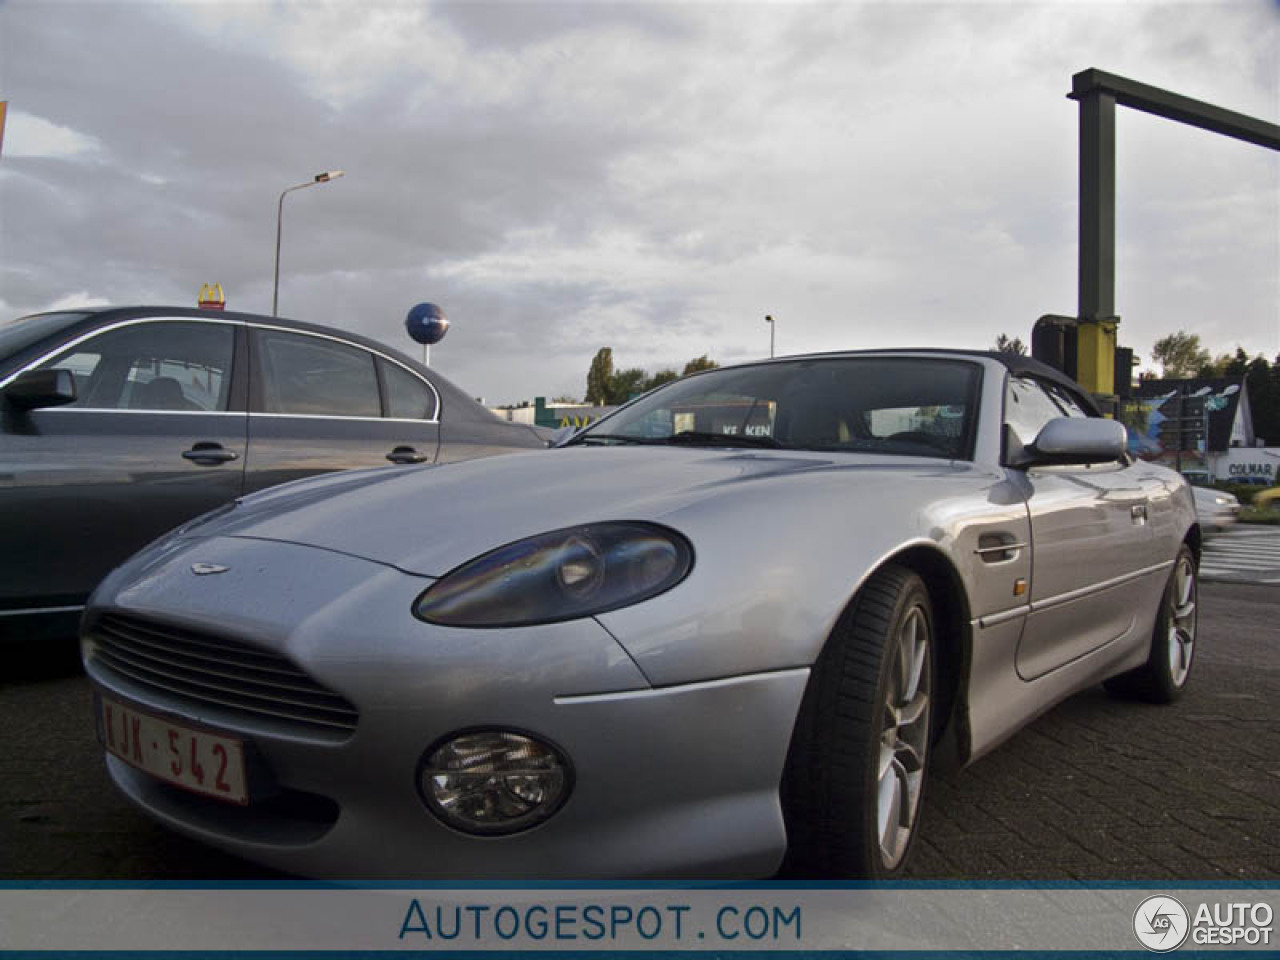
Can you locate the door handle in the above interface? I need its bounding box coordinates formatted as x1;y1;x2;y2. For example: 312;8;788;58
387;445;428;464
182;442;240;465
1131;503;1148;525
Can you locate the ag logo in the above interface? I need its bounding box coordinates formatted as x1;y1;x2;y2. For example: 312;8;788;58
1134;895;1190;952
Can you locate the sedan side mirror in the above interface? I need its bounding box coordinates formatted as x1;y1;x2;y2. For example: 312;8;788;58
1011;417;1126;468
3;368;78;411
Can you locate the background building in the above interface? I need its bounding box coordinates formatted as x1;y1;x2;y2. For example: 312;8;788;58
491;397;616;430
1126;376;1275;482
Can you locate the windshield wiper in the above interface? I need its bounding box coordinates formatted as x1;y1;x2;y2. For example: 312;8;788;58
665;431;782;449
568;433;666;446
570;431;783;449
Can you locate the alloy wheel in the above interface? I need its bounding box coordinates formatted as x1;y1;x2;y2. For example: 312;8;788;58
1166;552;1197;688
877;603;931;870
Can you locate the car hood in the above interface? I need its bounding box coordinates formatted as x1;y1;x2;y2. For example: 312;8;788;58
201;446;968;576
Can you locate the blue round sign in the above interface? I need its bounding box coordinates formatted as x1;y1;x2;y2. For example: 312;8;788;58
405;302;450;345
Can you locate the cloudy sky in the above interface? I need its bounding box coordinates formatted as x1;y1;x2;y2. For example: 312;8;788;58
1;1;1276;404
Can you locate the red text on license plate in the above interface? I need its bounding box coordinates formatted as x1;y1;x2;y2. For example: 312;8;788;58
99;695;249;805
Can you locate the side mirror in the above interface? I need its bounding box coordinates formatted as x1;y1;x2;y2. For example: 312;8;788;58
3;368;77;411
1011;417;1126;468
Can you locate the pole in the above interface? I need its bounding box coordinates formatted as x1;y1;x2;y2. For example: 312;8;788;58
1074;85;1117;401
272;189;288;317
1175;390;1183;474
765;315;775;359
1067;69;1280;401
272;172;344;317
1202;398;1210;470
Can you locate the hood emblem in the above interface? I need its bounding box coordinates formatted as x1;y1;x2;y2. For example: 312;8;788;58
190;563;230;576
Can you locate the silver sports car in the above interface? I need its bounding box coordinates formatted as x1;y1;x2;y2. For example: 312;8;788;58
82;350;1199;879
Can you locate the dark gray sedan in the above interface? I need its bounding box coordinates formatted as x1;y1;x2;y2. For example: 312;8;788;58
0;306;546;644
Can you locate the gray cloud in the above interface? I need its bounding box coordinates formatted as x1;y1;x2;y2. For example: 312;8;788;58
1;0;1276;405
434;0;699;51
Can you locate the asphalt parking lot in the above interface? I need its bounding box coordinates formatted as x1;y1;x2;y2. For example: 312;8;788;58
1;580;1276;882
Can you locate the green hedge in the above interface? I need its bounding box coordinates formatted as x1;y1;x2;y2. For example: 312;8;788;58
1241;506;1280;525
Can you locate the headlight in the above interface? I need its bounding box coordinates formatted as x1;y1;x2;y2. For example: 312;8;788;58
414;522;692;628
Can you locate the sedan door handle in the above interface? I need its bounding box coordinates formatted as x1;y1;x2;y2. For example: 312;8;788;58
182;442;240;465
387;446;428;464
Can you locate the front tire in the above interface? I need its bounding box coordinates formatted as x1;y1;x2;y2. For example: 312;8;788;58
1104;543;1197;703
781;565;934;878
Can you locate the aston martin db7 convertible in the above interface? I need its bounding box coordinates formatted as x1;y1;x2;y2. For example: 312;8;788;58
82;349;1199;878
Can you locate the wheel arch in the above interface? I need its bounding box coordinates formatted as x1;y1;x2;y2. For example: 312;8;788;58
779;545;973;876
1184;523;1203;564
876;544;973;772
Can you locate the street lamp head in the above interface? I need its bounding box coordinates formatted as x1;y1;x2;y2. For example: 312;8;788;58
314;170;345;183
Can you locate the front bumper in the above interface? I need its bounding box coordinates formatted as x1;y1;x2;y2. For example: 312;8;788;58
84;535;807;879
1202;506;1240;532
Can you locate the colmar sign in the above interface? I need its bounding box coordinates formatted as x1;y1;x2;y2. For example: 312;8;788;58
1227;462;1274;480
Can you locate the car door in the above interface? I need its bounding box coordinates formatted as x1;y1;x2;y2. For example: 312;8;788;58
1007;375;1157;679
243;325;441;493
0;316;247;613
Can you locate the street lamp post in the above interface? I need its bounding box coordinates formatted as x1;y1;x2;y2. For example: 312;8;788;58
272;170;345;317
765;314;775;358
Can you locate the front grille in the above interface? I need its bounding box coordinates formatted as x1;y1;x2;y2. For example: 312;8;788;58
90;614;359;735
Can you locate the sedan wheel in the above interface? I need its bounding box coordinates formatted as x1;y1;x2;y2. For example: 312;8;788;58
781;565;935;878
1104;542;1197;703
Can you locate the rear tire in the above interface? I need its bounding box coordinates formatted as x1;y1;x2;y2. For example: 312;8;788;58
1104;543;1197;704
781;565;934;878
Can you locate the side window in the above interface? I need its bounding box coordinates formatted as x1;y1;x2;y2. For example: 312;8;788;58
1045;383;1090;419
1004;376;1073;447
380;359;438;420
35;321;234;411
257;331;380;417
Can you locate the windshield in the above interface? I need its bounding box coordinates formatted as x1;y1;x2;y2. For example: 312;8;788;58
0;312;91;361
570;356;982;459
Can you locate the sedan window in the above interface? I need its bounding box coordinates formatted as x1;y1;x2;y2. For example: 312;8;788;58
380;358;438;420
35;320;234;411
258;330;380;418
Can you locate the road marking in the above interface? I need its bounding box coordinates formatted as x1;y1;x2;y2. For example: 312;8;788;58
1200;527;1280;583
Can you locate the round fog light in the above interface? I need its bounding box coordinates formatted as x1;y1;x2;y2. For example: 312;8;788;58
419;730;570;835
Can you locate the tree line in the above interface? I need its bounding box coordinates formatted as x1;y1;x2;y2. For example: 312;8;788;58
584;348;718;405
